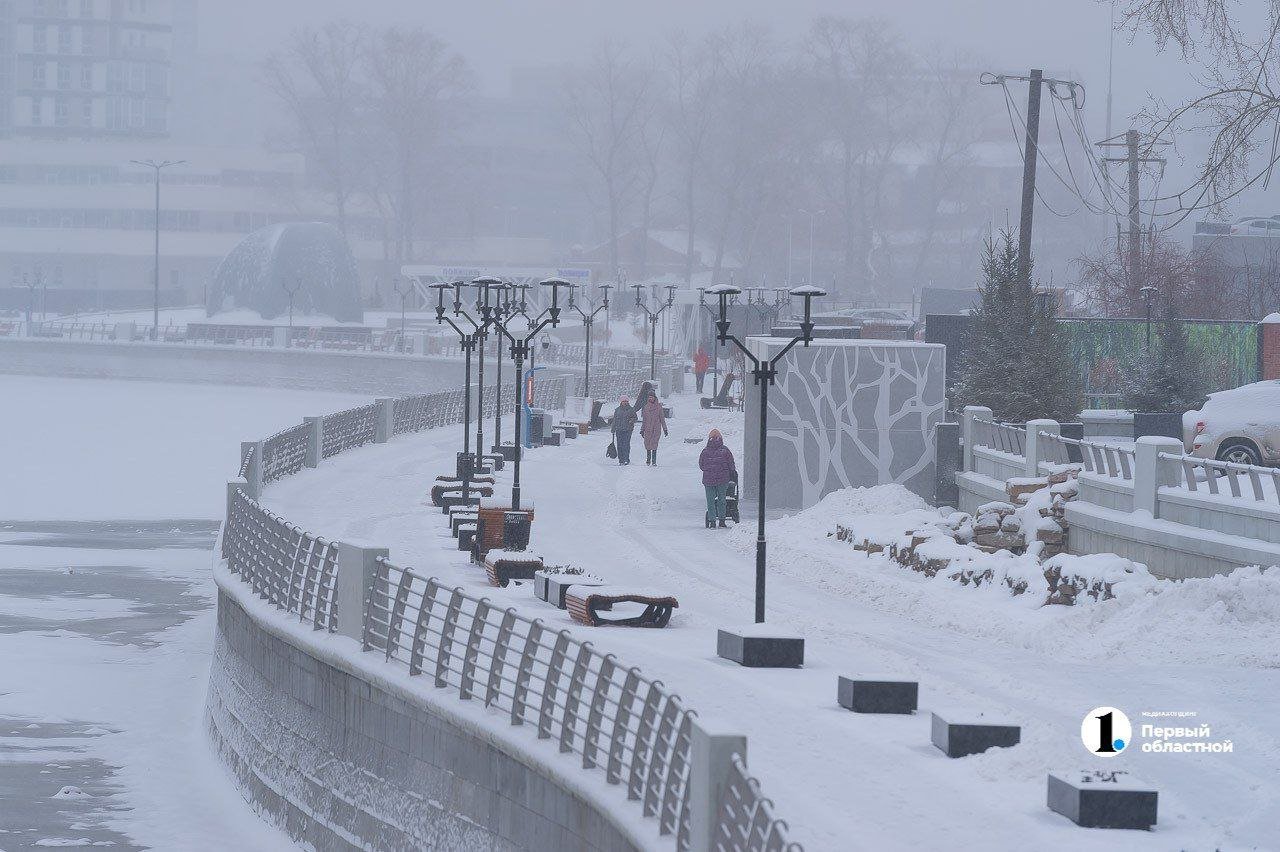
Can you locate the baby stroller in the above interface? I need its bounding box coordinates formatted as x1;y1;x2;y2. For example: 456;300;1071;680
706;471;742;527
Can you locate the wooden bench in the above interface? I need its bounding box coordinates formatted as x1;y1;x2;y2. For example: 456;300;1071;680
473;502;535;560
565;586;679;628
483;551;544;587
430;479;495;507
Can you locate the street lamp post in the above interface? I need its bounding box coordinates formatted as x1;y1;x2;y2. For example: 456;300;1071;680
471;277;509;470
489;278;568;511
393;276;414;352
567;283;611;398
491;284;513;454
1139;285;1158;351
708;282;826;623
633;283;676;381
130;159;186;339
429;281;479;504
697;287;724;399
282;277;302;344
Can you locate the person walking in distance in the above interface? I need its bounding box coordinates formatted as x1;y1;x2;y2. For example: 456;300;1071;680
693;345;710;394
699;428;736;528
640;394;668;466
611;396;638;466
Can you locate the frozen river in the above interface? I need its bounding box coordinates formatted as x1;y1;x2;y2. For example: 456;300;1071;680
0;375;365;850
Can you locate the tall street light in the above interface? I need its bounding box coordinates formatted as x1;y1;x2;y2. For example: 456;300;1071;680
491;282;515;456
429;281;480;504
633;283;676;381
798;208;823;286
708;282;826;623
131;159;186;338
471;277;509;471
489;277;568;511
567;283;611;398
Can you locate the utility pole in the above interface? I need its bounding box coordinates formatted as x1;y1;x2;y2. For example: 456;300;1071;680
1017;69;1044;290
1098;130;1167;296
130;159;185;338
981;69;1083;290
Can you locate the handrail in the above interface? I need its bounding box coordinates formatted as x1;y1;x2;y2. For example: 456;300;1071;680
1159;451;1280;504
1037;431;1135;481
221;378;800;851
972;418;1026;456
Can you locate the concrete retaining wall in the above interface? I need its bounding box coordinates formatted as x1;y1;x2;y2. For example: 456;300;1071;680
207;584;643;852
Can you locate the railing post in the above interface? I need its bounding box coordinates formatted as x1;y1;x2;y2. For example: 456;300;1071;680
1134;436;1183;518
961;406;992;473
304;416;324;468
334;541;387;644
375;397;395;444
240;440;263;499
1025;419;1059;478
223;478;246;559
688;718;747;852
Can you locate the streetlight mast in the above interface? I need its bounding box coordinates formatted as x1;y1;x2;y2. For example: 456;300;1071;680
130;159;186;339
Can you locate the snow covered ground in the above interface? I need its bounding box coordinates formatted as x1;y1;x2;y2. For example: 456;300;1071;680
1;374;369;850
263;391;1280;851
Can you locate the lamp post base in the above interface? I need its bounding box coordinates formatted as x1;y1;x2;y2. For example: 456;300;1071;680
715;626;804;668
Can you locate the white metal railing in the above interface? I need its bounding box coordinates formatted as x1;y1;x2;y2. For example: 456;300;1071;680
1161;452;1280;505
221;488;339;632
364;556;696;845
220;379;800;850
715;754;802;852
1038;432;1135;481
973;418;1026;456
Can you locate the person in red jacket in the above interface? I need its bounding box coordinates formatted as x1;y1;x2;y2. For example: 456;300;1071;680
693;346;710;393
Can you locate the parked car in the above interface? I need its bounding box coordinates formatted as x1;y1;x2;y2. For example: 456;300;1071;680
1182;380;1280;465
1229;216;1280;235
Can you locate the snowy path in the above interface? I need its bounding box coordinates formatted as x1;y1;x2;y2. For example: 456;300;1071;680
263;392;1280;851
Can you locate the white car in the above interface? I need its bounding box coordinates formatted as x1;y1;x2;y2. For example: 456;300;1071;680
1182;380;1280;466
1229;216;1280;236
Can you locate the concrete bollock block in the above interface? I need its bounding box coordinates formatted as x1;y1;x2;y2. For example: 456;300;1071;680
837;677;918;714
1047;770;1157;830
543;576;603;609
716;626;804;668
931;712;1020;758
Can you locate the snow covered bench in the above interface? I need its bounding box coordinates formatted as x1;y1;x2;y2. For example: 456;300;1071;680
564;585;679;628
563;396;594;432
482;550;544;588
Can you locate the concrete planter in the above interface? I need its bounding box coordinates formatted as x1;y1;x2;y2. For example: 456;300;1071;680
1133;411;1183;440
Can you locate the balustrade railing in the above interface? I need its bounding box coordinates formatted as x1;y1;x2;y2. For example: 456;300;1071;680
715;754;802;852
973;419;1026;456
1162;452;1280;504
1037;432;1135;481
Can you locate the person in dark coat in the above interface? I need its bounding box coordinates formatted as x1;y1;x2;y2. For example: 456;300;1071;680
634;381;655;412
640;395;668;466
698;428;736;527
611;396;637;465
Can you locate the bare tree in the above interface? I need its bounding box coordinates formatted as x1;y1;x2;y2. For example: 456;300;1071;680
262;22;369;236
1119;1;1280;220
1076;233;1237;319
566;41;651;281
363;27;472;267
663;32;721;284
803;18;916;298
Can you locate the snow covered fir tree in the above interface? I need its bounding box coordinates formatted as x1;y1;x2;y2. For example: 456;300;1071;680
952;231;1082;422
1120;311;1209;413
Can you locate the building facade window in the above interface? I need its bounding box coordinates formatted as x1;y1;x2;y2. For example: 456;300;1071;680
57;62;70;89
58;25;71;53
33;25;47;53
30;98;42;125
33;63;46;88
54;96;68;126
80;64;91;89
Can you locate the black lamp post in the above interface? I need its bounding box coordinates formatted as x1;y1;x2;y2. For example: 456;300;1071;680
489;277;567;510
1139;285;1158;351
130;158;186;339
567;283;611;398
709;282;826;623
470;277;509;470
697;287;723;399
430;281;478;503
634;283;676;381
491;283;514;454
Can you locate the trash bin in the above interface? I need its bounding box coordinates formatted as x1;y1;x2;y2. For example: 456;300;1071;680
456;451;475;480
503;511;531;551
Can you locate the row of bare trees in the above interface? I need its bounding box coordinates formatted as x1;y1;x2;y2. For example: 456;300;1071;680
264;18;1002;300
563;20;994;296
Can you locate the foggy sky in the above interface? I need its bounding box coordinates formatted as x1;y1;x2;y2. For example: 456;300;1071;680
205;0;1191;122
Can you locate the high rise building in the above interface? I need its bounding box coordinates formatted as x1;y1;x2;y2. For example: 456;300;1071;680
2;0;177;140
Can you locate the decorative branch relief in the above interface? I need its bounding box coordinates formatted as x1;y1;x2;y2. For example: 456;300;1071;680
752;344;946;509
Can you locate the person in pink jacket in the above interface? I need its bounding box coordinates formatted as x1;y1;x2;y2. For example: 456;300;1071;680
640;395;668;466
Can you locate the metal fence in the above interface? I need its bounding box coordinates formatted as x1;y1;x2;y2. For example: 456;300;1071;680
221;488;339;632
1163;452;1280;504
223;383;801;851
364;557;696;846
972;419;1026;456
1038;432;1135;481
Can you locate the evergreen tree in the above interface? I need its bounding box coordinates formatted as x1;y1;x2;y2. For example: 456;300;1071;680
952;230;1083;421
1120;311;1209;412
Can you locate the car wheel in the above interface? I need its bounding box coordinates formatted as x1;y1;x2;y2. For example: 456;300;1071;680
1217;441;1262;466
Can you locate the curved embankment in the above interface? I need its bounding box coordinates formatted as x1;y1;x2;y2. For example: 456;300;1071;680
207;580;643;851
199;376;797;851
